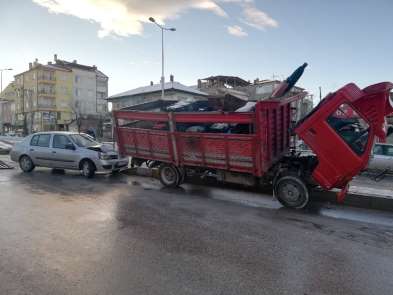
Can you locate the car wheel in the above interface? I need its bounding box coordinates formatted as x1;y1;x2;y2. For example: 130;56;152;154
81;160;96;178
19;155;35;173
111;169;120;175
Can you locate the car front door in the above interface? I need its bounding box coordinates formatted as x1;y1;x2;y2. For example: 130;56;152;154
382;145;393;171
29;134;52;167
369;144;387;170
50;134;79;169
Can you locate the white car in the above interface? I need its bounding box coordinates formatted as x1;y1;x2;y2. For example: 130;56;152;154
10;131;129;178
367;143;393;171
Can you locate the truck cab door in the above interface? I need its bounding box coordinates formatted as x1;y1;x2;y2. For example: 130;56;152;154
295;83;392;191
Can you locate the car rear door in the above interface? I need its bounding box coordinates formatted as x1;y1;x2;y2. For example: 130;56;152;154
50;134;79;169
29;134;52;167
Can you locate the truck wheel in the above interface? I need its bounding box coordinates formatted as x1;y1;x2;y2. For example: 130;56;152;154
274;175;309;209
19;155;35;173
159;164;180;188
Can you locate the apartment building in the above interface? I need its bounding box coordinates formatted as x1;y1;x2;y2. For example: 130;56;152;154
0;82;17;134
13;59;73;133
54;56;108;115
10;55;108;134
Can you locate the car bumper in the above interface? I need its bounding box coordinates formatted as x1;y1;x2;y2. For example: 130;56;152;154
95;157;129;172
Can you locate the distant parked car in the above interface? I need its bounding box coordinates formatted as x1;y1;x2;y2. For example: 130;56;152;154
10;132;128;178
367;143;393;172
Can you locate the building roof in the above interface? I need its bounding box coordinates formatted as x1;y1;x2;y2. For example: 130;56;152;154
55;59;108;77
108;82;208;100
201;76;250;87
15;63;71;76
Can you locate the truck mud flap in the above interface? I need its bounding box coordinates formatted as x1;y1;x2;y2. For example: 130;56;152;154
337;184;349;203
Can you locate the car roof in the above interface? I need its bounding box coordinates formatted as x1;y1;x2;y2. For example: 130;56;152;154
375;142;393;146
31;131;83;136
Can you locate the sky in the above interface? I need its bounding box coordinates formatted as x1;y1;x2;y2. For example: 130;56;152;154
1;0;393;102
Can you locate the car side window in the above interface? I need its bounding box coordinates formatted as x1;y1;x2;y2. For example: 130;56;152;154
53;135;72;149
37;134;51;147
373;145;383;155
384;146;393;157
30;135;39;146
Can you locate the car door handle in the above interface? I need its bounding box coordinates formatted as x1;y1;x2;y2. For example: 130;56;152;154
52;151;56;154
30;148;34;152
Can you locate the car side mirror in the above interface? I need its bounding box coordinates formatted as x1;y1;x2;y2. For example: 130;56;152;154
65;143;76;150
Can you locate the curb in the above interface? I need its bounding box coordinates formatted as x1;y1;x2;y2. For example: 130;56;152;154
122;167;393;213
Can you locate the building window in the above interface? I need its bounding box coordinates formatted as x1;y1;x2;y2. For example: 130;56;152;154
75;88;80;97
75;75;80;83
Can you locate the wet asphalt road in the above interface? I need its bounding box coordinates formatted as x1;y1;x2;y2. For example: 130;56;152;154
1;166;393;295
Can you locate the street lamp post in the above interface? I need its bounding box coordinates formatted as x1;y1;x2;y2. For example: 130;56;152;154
149;17;176;101
0;68;13;94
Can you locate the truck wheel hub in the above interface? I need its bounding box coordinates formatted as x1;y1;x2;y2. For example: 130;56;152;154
282;184;300;201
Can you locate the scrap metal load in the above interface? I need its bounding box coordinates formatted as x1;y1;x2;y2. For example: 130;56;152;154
114;64;393;209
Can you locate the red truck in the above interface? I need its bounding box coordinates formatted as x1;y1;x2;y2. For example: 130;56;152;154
113;80;393;209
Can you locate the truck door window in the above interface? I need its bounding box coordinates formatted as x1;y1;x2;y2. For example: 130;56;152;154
327;103;370;156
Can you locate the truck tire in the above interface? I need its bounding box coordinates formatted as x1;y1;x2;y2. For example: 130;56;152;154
274;175;309;209
159;164;180;188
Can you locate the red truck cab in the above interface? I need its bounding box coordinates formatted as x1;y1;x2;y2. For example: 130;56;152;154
295;82;393;201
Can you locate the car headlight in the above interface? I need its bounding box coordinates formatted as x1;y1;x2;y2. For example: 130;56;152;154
99;153;111;160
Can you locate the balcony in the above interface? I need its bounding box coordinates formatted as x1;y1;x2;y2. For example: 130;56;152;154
38;90;56;98
38;76;56;84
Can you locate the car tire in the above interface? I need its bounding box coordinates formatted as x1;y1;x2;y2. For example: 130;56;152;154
111;169;120;175
19;155;35;173
81;160;96;178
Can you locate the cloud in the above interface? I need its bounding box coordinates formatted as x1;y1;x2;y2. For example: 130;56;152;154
32;0;277;38
241;3;278;30
32;0;228;37
227;25;247;37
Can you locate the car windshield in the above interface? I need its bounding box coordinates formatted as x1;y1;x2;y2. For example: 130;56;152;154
69;134;99;147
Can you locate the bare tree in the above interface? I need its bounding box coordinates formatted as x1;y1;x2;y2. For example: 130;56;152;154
69;100;83;133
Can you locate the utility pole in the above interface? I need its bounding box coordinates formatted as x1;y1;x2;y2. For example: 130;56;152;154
149;17;176;100
319;86;322;102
